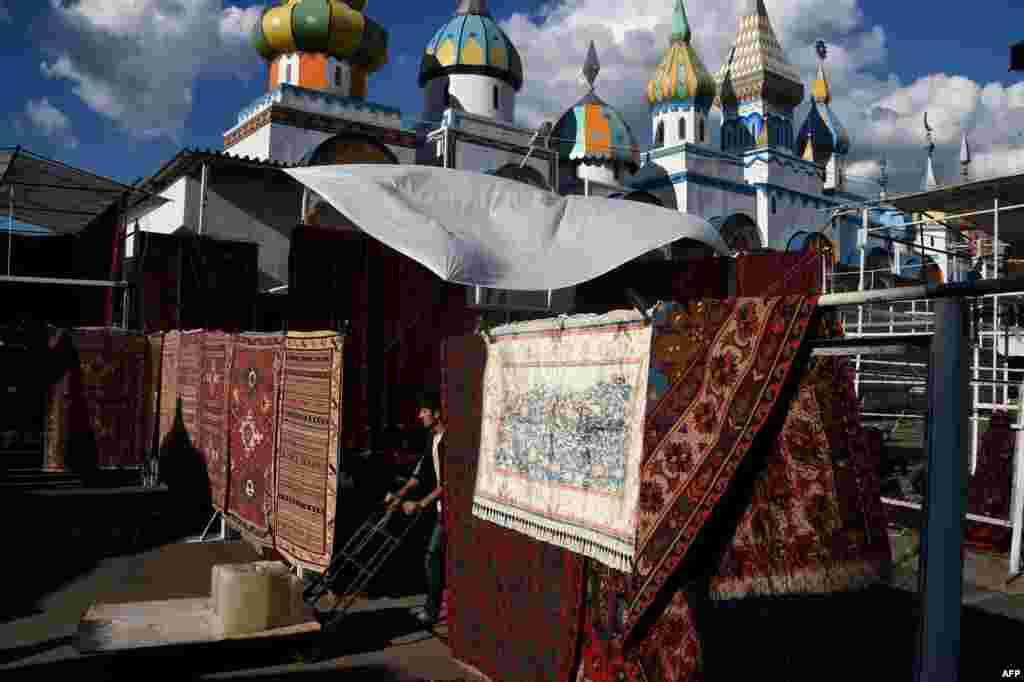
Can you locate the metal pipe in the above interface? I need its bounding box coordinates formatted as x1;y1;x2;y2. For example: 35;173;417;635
881;497;1012;528
914;296;969;682
7;185;12;276
0;275;129;287
860;200;1024;230
1011;391;1024;578
856;208;868;396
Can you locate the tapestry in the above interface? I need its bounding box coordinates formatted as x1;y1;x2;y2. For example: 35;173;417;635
473;310;653;572
966;410;1015;552
274;331;344;571
443;334;586;682
141;333;163;460
199;331;234;512
226;332;284;542
157;331;181;454
178;330;203;448
736;250;822;297
66;327;149;468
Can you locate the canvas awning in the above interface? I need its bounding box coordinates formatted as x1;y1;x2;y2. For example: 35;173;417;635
0;146;163;234
285;165;730;290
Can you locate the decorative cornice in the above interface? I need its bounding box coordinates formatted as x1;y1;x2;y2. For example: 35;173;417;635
643;141;743;166
752;182;838;209
741;148;821;176
631;170;755;195
224;104;419;150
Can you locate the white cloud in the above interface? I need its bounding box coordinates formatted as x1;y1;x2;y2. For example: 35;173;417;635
41;0;264;141
25;98;80;149
498;0;1024;195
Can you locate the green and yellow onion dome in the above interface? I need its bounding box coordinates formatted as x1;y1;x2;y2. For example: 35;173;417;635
418;8;523;91
253;0;388;74
552;92;641;173
647;0;716;112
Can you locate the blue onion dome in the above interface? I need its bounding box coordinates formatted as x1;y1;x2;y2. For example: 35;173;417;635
647;0;716;112
419;0;524;91
797;41;851;161
552;42;641;172
253;0;389;73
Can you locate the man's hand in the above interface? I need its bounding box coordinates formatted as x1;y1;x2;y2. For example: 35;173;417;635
402;500;420;516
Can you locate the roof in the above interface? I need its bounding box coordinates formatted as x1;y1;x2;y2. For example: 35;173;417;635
137;148;299;205
884;170;1024;241
647;0;716;111
0;146;161;234
418;4;523;90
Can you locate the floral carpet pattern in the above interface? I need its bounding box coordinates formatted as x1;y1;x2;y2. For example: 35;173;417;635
199;331;234;512
474;310;653;572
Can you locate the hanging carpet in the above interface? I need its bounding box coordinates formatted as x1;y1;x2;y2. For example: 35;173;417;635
178;330;204;449
141;333;163;461
157;331;181;454
199;331;234;512
966;410;1015;553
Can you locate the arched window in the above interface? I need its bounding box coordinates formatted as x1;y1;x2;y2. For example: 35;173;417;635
678;117;687;143
654;121;665;147
493;85;500;111
771;196;777;214
285;62;292;84
698;116;705;143
334;66;342;88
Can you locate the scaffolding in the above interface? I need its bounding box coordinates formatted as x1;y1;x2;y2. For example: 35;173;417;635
819;172;1024;598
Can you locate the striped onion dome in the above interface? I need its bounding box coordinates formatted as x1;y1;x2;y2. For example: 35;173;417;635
419;0;524;91
647;0;716;112
252;0;388;73
552;43;641;172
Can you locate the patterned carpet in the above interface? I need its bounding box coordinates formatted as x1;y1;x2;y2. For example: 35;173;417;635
444;334;586;682
157;331;181;455
142;333;163;461
226;332;284;544
178;331;203;449
273;331;344;571
199;331;233;512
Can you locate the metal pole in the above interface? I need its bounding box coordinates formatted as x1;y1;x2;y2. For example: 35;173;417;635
855;208;868;396
994;197;1001;408
972;322;980;474
198;163;208;237
7;185;12;276
914;296;969;682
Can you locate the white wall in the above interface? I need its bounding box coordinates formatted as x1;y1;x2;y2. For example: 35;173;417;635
226;124;273;161
447;73;514;124
453;138;551;186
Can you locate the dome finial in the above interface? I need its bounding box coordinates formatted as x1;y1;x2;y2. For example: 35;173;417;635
812;40;831;104
456;0;491;16
583;41;600;91
670;0;692;44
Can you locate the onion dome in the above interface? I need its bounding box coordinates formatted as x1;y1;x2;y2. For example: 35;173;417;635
552;42;641;172
252;0;388;73
647;0;716;112
419;0;524;91
796;41;851;162
715;0;803;111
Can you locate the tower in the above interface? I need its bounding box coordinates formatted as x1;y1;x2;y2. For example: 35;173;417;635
715;0;803;154
252;0;388;99
960;132;972;182
646;0;717;150
796;40;851;192
552;41;641;194
419;0;524;124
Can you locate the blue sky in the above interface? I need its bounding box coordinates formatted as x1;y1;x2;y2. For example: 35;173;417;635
2;0;1023;213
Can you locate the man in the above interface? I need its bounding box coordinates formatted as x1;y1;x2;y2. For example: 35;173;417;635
383;391;446;627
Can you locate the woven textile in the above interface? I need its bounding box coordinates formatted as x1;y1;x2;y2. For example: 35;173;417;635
44;328;76;471
474;310;653;572
736;250;822;297
274;331;344;570
157;331;181;453
142;333;163;459
178;331;203;448
199;331;234;512
966;411;1015;552
66;328;148;468
443;334;586;682
226;333;284;541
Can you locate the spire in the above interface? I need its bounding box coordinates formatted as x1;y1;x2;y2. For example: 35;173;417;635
923;112;938;190
582;41;600;91
879;157;889;200
812;39;831;104
743;0;768;16
960;131;972;182
455;0;491;16
670;0;692;44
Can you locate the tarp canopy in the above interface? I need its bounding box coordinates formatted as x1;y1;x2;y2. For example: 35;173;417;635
0;146;163;234
285;165;730;290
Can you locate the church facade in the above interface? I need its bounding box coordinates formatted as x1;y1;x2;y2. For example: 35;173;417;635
128;0;875;300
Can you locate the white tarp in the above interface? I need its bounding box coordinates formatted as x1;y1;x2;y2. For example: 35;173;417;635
285;165;729;290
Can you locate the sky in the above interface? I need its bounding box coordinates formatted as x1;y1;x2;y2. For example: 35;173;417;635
2;0;1023;219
